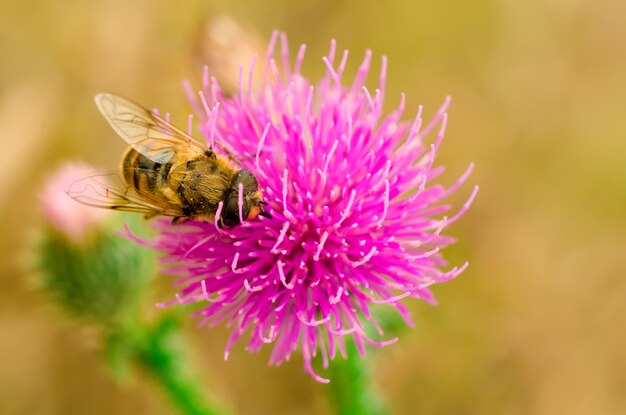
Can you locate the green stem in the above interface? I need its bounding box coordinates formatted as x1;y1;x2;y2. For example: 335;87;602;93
126;316;226;415
327;341;388;415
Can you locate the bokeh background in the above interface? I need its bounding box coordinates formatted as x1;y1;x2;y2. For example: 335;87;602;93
2;0;625;414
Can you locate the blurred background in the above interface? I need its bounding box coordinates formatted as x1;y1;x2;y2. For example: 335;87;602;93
2;0;625;414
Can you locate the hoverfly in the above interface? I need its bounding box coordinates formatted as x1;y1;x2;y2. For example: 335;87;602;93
69;93;269;226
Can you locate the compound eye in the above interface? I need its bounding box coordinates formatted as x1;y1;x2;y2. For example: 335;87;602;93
233;169;258;193
221;192;250;226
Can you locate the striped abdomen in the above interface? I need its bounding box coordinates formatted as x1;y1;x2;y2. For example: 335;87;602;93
122;148;178;207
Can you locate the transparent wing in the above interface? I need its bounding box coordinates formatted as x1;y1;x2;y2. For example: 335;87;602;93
67;171;183;217
95;93;209;164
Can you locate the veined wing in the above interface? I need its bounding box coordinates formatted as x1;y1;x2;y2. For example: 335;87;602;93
95;93;209;164
67;171;184;217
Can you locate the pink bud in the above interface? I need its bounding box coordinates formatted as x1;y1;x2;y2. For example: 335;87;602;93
40;162;110;242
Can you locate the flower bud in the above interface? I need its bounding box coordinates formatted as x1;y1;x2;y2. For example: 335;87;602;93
39;162;110;244
38;162;154;325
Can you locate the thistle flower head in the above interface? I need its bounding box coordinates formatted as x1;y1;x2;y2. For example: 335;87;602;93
126;32;477;382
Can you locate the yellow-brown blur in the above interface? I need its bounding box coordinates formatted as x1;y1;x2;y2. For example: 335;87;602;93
1;1;625;414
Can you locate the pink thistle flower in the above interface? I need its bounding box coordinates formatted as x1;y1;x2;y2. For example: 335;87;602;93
40;162;110;243
125;32;478;382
